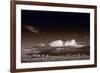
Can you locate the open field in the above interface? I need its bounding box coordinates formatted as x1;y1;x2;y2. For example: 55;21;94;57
22;55;89;63
21;46;90;63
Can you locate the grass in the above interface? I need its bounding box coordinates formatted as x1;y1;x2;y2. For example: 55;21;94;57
21;46;90;63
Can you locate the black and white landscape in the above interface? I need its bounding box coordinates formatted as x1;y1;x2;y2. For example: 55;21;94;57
21;10;90;63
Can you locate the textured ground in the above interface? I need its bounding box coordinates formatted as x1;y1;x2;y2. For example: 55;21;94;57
21;46;90;63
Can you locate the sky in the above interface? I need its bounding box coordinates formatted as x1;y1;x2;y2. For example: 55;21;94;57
21;10;90;49
21;10;90;33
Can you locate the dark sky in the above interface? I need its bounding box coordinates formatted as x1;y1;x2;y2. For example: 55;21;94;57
21;10;90;34
21;10;90;46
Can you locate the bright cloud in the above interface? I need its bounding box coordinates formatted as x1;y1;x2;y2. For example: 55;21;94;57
64;39;77;46
49;39;84;47
49;40;63;47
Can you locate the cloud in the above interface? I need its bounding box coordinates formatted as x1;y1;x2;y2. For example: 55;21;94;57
36;43;45;47
49;40;63;47
64;39;77;46
65;39;84;47
25;25;39;33
49;39;84;47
